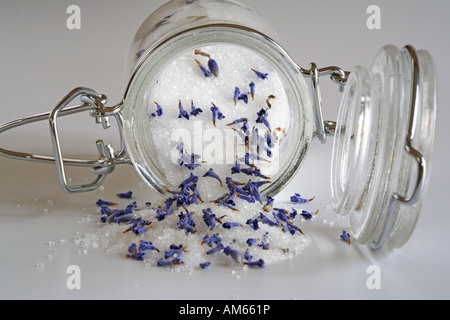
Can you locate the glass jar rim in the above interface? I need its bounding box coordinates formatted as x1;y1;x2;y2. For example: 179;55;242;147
122;23;314;197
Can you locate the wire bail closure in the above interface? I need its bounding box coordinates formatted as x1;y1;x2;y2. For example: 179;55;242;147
300;64;350;143
0;87;130;193
49;87;129;193
369;45;428;250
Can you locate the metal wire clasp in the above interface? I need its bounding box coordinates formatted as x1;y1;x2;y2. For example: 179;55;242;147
300;64;350;144
0;87;130;193
370;45;427;250
49;87;129;193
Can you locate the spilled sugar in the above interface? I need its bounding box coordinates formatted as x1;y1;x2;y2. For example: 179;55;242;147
75;44;313;270
77;198;312;270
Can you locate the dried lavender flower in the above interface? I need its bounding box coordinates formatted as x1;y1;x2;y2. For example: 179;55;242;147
246;218;259;231
222;222;242;229
227;118;248;126
208;58;219;77
223;246;242;264
256;108;271;130
195;59;213;77
244;258;265;269
124;217;152;236
238;93;249;104
233;87;240;106
190;100;203;116
201;233;222;247
116;191;133;199
96;199;117;206
210;102;225;126
202;168;223;187
340;230;351;245
249;82;256;100
153;101;163;116
178;100;190;120
194;49;219;77
199;261;211;269
251;68;268;80
290;193;316;204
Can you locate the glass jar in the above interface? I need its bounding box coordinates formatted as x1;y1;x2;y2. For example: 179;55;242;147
122;0;314;197
0;0;437;250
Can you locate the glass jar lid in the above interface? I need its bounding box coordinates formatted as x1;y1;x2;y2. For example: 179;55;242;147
331;45;437;248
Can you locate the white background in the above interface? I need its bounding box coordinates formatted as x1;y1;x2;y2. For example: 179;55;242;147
0;0;449;299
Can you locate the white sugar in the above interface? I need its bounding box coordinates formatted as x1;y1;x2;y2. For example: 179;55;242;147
77;200;311;270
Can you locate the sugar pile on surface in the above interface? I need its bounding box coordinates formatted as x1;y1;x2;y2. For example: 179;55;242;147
77;196;313;270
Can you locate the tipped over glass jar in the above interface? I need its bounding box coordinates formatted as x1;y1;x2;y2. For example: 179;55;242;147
0;0;437;250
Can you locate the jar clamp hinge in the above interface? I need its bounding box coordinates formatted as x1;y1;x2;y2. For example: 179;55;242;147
300;64;349;143
0;87;130;193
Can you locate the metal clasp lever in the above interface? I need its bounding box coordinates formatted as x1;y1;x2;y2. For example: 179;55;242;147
300;64;350;144
0;87;130;193
370;45;427;250
49;87;129;193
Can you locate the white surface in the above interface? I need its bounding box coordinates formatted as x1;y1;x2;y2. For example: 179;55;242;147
1;0;450;300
